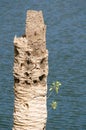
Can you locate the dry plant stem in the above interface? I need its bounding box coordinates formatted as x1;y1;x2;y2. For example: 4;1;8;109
13;10;48;130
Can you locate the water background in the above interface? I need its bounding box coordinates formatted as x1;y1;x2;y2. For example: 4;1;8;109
0;0;86;129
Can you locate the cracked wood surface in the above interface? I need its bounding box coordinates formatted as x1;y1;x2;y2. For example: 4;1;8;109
12;10;48;130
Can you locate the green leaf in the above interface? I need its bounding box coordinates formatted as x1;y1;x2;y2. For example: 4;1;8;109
52;82;55;86
51;101;57;110
55;87;59;93
56;81;61;86
49;87;53;91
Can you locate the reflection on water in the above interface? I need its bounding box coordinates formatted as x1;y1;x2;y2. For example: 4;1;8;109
0;0;86;129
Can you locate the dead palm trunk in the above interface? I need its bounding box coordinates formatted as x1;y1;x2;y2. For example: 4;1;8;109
13;10;48;130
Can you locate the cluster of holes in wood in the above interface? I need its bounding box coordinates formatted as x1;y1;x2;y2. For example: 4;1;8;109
14;76;31;85
14;75;45;85
14;45;46;66
14;46;46;84
15;46;31;58
25;74;46;85
33;74;46;85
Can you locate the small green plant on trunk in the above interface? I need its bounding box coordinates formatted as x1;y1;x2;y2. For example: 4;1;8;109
48;81;61;110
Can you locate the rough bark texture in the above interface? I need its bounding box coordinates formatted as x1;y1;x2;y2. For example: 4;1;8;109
12;10;48;130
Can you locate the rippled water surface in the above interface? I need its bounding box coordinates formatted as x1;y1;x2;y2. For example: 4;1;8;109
0;0;86;130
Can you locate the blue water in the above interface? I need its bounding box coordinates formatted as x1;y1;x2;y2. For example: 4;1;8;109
0;0;86;129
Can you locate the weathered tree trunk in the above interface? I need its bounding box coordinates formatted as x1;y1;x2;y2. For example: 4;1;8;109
13;10;48;130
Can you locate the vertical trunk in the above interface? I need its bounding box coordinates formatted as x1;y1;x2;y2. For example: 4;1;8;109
13;10;48;130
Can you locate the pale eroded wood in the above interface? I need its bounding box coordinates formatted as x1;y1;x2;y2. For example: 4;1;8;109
12;10;48;130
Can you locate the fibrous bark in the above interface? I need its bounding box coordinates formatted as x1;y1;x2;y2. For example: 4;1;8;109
13;10;48;130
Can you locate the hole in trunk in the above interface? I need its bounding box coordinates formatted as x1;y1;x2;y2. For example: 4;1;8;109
25;103;29;108
14;77;20;83
33;80;38;84
23;103;29;108
34;31;37;36
39;74;45;81
27;59;30;65
26;51;31;56
24;72;29;76
40;58;46;64
21;63;24;67
25;80;30;85
22;34;26;37
14;46;19;57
